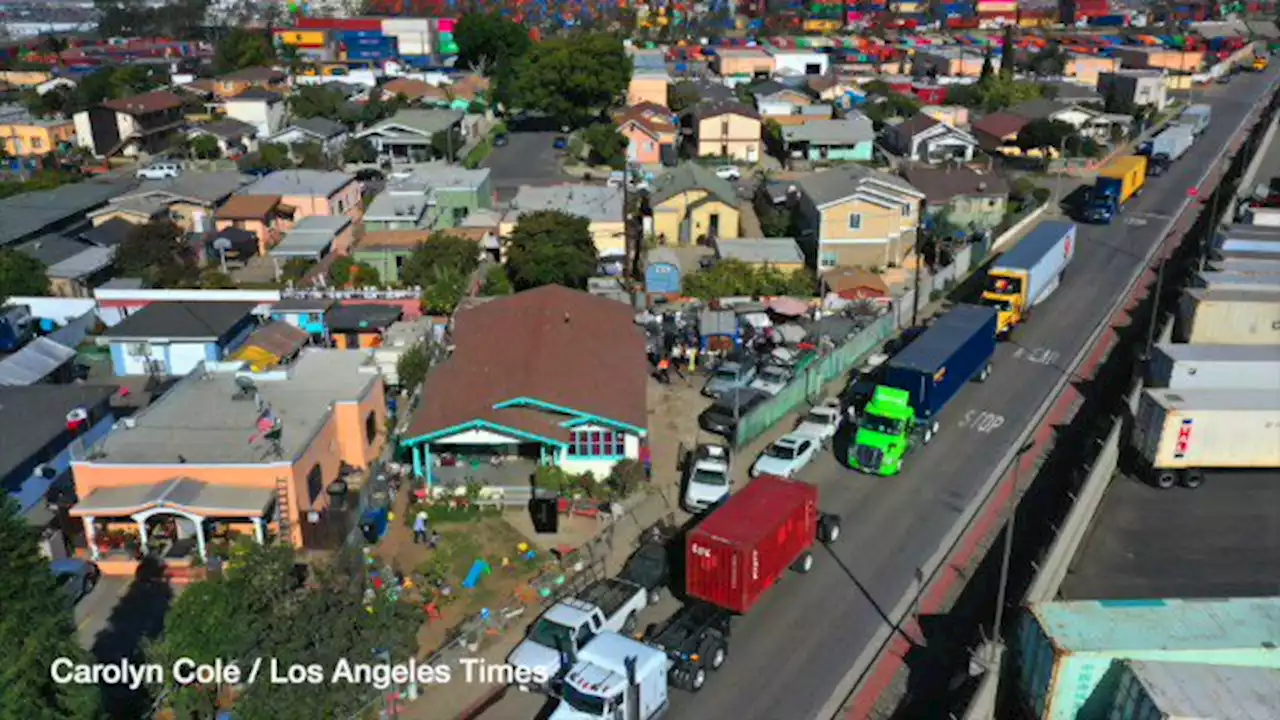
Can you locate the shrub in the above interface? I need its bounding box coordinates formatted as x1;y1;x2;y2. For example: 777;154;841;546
1031;187;1052;204
606;459;646;500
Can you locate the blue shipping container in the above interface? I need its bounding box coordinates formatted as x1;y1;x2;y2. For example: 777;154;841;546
348;49;392;60
1089;14;1129;26
882;304;998;419
340;30;385;40
347;36;396;47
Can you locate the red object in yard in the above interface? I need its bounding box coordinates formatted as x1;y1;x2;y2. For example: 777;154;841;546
685;475;820;615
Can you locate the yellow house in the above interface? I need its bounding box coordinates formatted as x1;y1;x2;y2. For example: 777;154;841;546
501;184;627;257
0;107;75;157
693;100;762;163
795;166;926;270
628;71;671;108
647;163;742;246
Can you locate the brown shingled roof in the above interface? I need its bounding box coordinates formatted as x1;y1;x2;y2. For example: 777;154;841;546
382;77;447;102
103;90;185;115
971;112;1029;140
405;285;648;440
242;321;309;359
216;194;283;220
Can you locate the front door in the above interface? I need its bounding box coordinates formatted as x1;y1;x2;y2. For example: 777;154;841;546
746;144;759;163
708;213;720;239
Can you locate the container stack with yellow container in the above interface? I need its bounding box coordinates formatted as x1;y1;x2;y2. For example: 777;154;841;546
976;0;1018;26
273;28;336;62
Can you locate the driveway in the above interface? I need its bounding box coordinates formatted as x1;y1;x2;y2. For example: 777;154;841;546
481;131;573;202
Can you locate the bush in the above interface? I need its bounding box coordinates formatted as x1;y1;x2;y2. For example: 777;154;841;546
1010;177;1039;202
606;459;646;500
1031;187;1052;204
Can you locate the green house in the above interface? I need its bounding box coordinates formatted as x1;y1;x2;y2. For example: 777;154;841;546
902;165;1011;234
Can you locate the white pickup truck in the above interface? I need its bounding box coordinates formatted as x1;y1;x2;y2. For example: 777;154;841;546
509;578;649;692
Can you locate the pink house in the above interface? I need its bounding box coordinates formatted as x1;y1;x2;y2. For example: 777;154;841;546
238;169;362;221
614;102;678;166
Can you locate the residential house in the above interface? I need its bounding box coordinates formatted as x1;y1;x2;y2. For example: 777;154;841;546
214;66;288;100
692;100;762;162
770;50;830;78
807;75;863;108
748;80;817;116
354;109;465;164
1110;48;1203;74
73;90;186;158
0;176;138;249
326;303;402;349
822;266;890;302
379;77;450;105
887;114;980;164
86;195;170;230
207;227;259;269
504;184;626;257
646;163;742;245
911;47;988;77
714;237;806;270
269;297;333;339
12;229;118;298
919;105;971;129
106;171;252;236
353;230;431;285
223;89;287;139
0;104;75;157
97;301;257;377
268;215;354;276
678;79;736;106
215;194;297;256
68;350;386;573
238;170;361;221
793;165;926;270
362;164;493;233
0;385;117;533
710;48;776;83
230;321;310;372
614;102;678;166
1097;70;1170;111
444;74;489;110
971;112;1031;153
1008;99;1131;142
902;165;1011;233
1046;81;1103;105
1064;53;1121;86
187;117;258;157
783;115;876;162
401;285;647;484
628;70;671;107
268;117;349;157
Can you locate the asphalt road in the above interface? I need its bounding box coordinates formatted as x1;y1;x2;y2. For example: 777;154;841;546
481;131;573;202
662;67;1280;720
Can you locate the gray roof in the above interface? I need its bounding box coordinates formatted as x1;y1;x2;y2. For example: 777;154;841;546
678;80;736;104
79;349;378;464
16;234;94;267
226;88;283;103
278;116;347;140
357;109;464;140
646;247;683;271
325;303;403;332
0;176;138;247
122;171;253;205
509;184;623;224
901;166;1010;203
0;337;76;386
783;116;874;145
192;117;257;139
365;164;489;221
714;237;805;265
80;217;136;248
240;169;354;198
0;384;117;490
650;163;739;207
101;301;255;341
72;476;277;516
47;245;115;279
795;165;924;208
271;297;335;313
270;216;349;259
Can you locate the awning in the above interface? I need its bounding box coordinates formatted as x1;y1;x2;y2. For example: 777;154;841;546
0;337;75;386
70;477;276;517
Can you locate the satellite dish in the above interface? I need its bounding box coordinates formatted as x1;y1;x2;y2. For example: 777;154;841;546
213;236;234;252
33;464;57;480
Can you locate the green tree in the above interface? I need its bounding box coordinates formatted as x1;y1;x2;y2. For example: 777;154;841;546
581;122;628;169
980;48;994;81
0;497;102;720
328;256;380;287
115;221;199;287
454;11;532;75
400;232;481;289
190;134;221;160
682;259;760;299
420;264;470;315
342;137;378;164
214;28;275;73
511;33;633;128
1017;118;1078;160
288;85;346;121
0;248;50;301
1000;26;1016;80
480;263;513;296
199;267;236;288
240;142;294;174
505;210;598;291
430;127;464;162
292;141;329;170
668;82;701;115
395;341;431;390
757;203;794;238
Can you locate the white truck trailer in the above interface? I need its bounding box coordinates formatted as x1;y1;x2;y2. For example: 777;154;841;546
979;220;1076;336
1195;271;1280;292
1176;289;1280;345
551;632;671;720
1147;344;1280;391
1131;388;1280;489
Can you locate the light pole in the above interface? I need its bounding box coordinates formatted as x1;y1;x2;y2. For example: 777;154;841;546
992;439;1037;641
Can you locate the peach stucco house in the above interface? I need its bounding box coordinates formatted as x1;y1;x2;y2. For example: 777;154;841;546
711;48;775;79
68;350;386;576
615;102;677;165
628;71;671;107
215;193;297;255
1064;54;1120;86
237;169;362;222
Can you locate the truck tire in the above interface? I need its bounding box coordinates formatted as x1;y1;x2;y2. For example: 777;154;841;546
923;425;934;444
700;638;727;670
978;363;992;382
690;667;707;691
792;551;814;574
1154;470;1177;489
1180;469;1205;489
648;588;663;606
818;515;842;544
622;613;638;635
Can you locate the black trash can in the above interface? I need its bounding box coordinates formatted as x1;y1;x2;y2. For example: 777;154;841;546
529;496;559;534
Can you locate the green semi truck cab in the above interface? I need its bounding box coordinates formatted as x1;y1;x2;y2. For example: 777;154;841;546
848;386;931;476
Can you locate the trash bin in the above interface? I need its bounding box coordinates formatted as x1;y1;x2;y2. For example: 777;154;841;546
529;496;559;534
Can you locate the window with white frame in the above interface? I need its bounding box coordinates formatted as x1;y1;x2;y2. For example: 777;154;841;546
820;251;838;269
567;429;626;457
848;213;862;230
901;203;912;217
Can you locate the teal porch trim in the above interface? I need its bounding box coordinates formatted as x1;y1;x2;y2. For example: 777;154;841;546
399;418;568;448
493;397;648;436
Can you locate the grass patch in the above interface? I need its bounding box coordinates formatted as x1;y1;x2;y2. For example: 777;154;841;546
416;514;549;618
463;138;493;169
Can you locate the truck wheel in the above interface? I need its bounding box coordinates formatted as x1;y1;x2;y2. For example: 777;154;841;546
671;668;689;690
792;551;814;574
1180;469;1205;489
690;667;707;691
622;613;638;635
818;515;842;544
700;639;727;670
923;425;934;444
1154;470;1177;489
648;589;663;606
978;363;992;382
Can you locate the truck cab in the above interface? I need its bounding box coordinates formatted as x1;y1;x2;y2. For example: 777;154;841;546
1253;55;1269;71
979;273;1024;336
1084;181;1122;224
848;385;919;476
551;633;671;720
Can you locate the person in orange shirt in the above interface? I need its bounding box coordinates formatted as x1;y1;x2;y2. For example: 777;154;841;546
656;357;670;384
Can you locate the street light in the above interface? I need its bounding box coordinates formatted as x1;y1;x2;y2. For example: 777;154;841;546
991;439;1037;640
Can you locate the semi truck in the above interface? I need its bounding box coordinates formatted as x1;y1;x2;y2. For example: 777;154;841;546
980;220;1076;337
1146;344;1280;391
1179;104;1212;135
1083;155;1147;224
1177;289;1280;345
551;475;843;716
1138;123;1195;176
848;305;998;476
1130;388;1280;489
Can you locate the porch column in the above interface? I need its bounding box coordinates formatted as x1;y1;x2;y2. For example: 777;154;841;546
132;514;149;549
83;516;99;561
193;515;208;562
412;444;423;478
423;445;434;489
252;517;265;545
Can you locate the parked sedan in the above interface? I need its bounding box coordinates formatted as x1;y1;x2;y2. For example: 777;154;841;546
52;558;100;604
794;399;842;448
749;364;794;396
703;359;758;399
699;389;769;439
714;165;741;181
750;433;820;478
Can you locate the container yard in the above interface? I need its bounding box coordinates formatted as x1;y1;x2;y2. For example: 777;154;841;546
1176;289;1280;345
1146;343;1280;391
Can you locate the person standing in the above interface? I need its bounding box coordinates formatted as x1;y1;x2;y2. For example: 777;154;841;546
640;444;653;481
657;357;671;384
413;511;429;544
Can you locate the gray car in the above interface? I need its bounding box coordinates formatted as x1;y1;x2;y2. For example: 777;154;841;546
702;360;758;398
51;558;100;603
749;364;794;396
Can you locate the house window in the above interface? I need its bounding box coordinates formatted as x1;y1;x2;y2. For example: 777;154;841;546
566;430;626;458
820;252;838;269
721;119;730;136
901;203;911;217
307;463;324;505
336;199;345;214
32;137;43;149
848;213;862;230
365;411;377;444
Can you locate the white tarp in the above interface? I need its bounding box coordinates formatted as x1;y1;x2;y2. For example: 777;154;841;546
0;336;75;386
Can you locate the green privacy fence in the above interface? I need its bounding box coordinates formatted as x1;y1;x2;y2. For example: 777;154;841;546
732;313;896;448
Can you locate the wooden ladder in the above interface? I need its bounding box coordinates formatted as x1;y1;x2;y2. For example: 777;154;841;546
274;476;292;545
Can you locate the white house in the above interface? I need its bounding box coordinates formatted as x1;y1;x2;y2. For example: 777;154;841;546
887;114;981;164
97;301;257;377
769;50;830;77
268;117;349;157
223;88;288;139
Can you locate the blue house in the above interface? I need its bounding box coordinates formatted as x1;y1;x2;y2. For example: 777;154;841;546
99;301;257;377
269;297;334;341
644;248;684;296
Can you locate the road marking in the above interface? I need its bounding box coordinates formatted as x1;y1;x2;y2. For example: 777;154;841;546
958;410;1006;434
1124;217;1149;226
1013;346;1061;366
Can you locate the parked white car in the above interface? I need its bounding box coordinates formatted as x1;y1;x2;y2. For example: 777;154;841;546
714;165;741;181
795;399;842;447
682;443;732;512
749;365;793;396
750;433;820;478
137;162;182;180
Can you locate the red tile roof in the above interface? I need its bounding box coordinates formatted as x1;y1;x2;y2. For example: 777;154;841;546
103;90;185;115
971;112;1029;140
405;285;648;441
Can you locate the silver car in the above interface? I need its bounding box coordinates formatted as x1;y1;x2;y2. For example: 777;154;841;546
52;558;100;603
749;365;793;396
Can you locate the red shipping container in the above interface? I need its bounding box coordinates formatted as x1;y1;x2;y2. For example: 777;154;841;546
297;17;383;31
947;17;980;29
685;475;820;615
913;83;948;104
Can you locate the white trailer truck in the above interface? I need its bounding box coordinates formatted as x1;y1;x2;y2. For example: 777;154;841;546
1131;388;1280;489
1177;289;1280;345
1147;344;1280;391
1195;271;1280;292
551;632;671;720
979;220;1077;337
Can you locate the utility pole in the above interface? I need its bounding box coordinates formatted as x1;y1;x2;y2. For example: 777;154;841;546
1143;258;1165;360
992;440;1036;641
911;231;924;328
